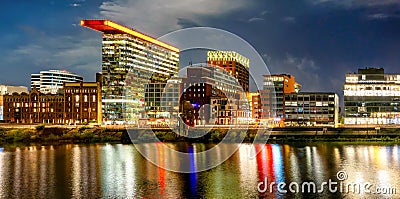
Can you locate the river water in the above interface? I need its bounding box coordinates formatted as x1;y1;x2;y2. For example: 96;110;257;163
0;142;399;198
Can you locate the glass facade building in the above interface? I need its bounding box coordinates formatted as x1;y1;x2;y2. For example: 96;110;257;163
261;74;301;127
81;20;179;125
284;92;339;127
344;68;400;125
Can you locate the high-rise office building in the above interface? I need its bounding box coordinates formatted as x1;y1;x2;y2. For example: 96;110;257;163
207;51;250;92
344;68;400;125
31;70;83;94
81;20;180;124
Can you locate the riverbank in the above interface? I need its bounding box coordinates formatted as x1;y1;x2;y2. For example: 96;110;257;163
0;125;124;144
0;125;399;145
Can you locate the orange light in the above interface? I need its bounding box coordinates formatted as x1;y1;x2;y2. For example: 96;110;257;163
81;20;179;53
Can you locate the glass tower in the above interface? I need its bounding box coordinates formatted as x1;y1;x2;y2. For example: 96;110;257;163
81;20;179;124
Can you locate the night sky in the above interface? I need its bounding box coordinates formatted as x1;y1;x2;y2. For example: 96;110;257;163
1;0;400;98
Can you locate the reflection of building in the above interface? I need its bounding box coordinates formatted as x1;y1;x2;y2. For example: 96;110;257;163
0;85;28;121
284;92;339;127
207;51;250;92
63;82;102;124
3;82;102;124
31;70;83;94
344;68;400;125
81;20;179;125
181;65;245;126
262;74;301;126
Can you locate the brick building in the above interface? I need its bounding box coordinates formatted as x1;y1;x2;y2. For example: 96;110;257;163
64;82;102;124
3;82;101;124
3;87;64;123
207;51;250;92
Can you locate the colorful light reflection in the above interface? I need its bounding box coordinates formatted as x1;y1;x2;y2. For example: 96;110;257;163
188;145;198;198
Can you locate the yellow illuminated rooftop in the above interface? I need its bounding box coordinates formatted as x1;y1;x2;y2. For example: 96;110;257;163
81;20;179;53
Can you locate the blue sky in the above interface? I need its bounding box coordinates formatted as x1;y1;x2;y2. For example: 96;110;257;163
1;0;400;97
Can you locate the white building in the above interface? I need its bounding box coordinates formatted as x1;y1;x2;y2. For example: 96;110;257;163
31;70;83;94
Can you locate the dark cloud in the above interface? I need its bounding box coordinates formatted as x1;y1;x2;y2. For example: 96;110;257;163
177;18;201;28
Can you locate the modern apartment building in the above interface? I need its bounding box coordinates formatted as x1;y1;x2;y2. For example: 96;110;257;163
344;68;400;125
81;20;179;125
207;51;250;92
261;74;301;126
284;92;339;127
31;70;83;94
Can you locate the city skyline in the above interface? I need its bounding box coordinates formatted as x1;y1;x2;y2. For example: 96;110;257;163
1;0;400;97
1;2;400;198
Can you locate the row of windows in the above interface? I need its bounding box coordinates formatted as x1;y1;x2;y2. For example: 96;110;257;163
345;102;400;107
65;89;98;94
5;102;64;108
4;97;63;102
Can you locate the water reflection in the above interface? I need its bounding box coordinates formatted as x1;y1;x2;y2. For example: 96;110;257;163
0;143;399;198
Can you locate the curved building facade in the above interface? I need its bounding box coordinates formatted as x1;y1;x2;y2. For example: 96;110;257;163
31;70;83;94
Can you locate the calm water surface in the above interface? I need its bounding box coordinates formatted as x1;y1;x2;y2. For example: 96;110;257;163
0;142;399;198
